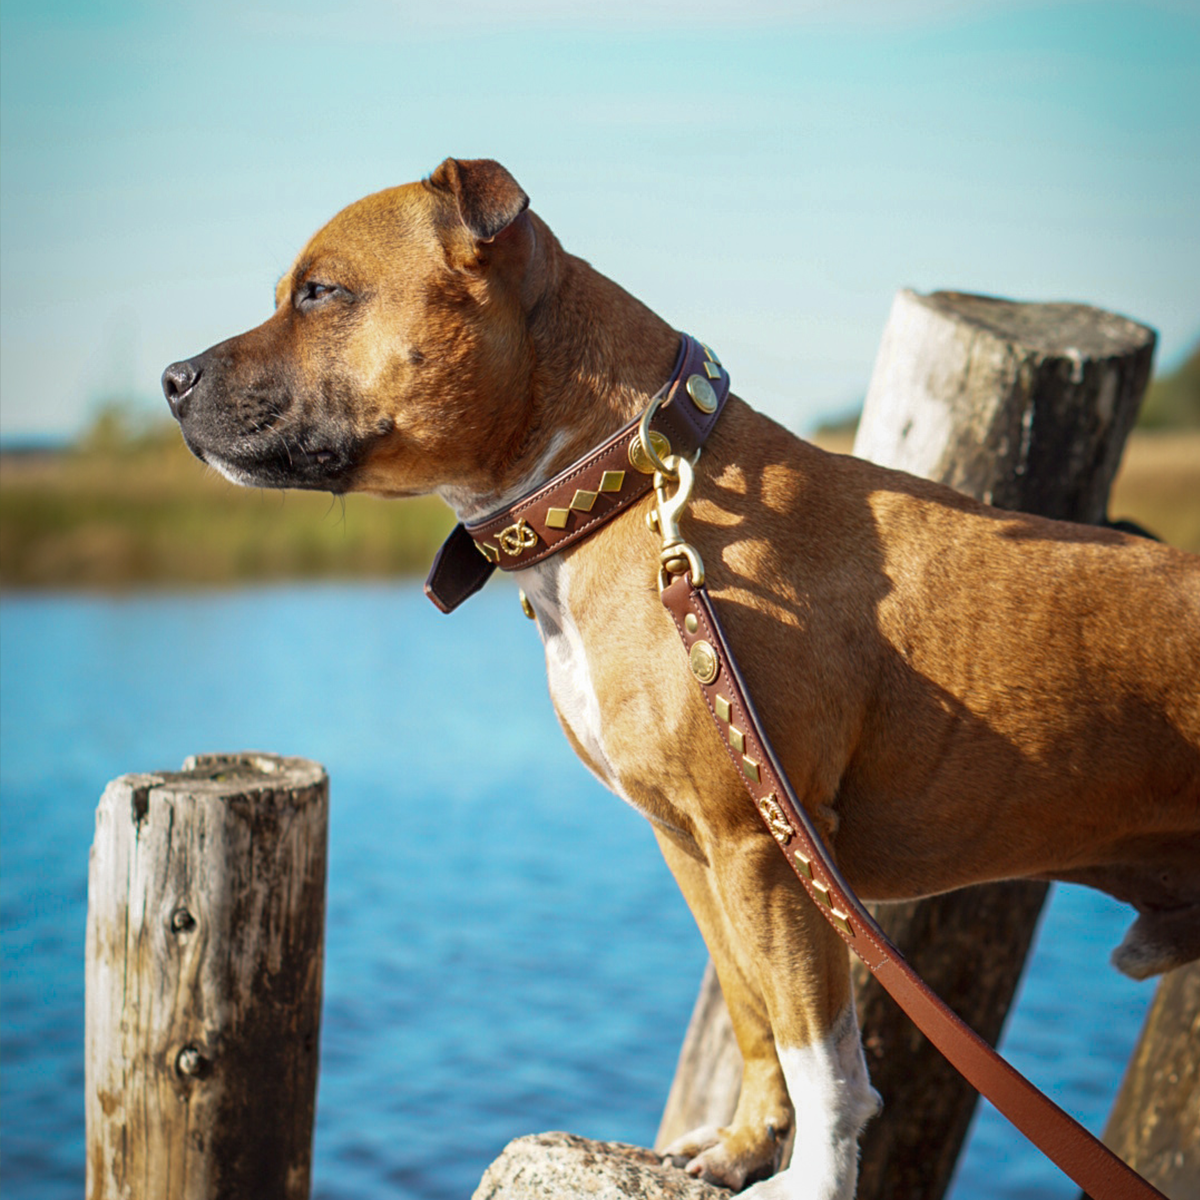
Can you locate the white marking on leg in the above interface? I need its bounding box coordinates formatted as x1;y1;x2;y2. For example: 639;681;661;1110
743;1005;880;1200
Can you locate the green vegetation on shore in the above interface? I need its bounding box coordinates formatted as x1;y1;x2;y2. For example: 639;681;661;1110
0;416;455;590
1138;343;1200;430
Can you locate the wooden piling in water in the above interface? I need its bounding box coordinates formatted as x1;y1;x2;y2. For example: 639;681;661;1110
1094;961;1200;1200
85;752;328;1200
657;291;1157;1199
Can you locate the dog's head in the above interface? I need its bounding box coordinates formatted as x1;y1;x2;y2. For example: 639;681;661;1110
162;158;549;500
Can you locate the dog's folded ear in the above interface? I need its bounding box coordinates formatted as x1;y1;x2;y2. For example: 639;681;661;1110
428;157;530;242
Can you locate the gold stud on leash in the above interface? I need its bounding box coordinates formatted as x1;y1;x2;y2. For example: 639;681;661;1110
689;640;719;684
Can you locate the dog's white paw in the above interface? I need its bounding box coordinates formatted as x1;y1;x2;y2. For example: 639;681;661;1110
740;1165;847;1200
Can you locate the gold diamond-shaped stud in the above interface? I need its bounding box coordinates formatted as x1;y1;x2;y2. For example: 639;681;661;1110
545;507;570;530
793;850;813;879
570;489;598;512
741;756;760;783
703;361;721;380
728;727;745;754
715;695;732;723
702;342;721;366
831;910;853;936
599;470;625;493
813;882;834;909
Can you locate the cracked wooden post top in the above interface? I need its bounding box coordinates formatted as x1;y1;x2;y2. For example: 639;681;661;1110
856;289;1156;524
86;752;328;1200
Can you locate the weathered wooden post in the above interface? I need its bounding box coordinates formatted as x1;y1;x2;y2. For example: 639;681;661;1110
86;752;328;1200
657;290;1156;1199
1093;961;1200;1200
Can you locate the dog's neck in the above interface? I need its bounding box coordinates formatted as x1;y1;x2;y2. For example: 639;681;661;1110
438;230;679;524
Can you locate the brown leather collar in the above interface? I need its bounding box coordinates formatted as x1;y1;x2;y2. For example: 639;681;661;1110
424;333;731;612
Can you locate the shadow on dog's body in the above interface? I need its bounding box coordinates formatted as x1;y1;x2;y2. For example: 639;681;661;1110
164;158;1200;1200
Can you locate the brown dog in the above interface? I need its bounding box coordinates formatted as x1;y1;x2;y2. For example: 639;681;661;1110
163;158;1200;1200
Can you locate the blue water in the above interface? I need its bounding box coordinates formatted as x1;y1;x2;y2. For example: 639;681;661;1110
0;584;1155;1199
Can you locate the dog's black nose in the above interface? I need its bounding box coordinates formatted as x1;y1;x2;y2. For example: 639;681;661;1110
162;360;200;420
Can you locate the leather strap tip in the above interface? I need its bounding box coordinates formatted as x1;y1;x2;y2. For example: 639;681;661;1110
424;523;497;613
422;579;457;615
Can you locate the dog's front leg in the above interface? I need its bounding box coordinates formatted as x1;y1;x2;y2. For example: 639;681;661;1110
656;827;880;1199
657;828;792;1187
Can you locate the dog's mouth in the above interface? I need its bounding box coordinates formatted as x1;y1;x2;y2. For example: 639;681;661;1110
183;425;365;493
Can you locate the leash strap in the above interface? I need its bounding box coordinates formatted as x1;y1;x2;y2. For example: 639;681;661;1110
424;333;730;612
660;572;1163;1200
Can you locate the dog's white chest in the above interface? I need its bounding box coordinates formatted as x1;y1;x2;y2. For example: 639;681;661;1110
518;558;637;806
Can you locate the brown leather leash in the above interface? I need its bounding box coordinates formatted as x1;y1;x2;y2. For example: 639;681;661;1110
660;560;1160;1200
425;336;1163;1200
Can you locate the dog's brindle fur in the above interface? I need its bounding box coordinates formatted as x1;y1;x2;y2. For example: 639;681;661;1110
164;159;1200;1199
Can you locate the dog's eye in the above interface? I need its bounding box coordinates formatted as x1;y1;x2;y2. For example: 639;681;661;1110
297;281;340;309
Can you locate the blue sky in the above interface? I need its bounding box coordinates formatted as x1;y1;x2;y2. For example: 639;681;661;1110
1;0;1197;439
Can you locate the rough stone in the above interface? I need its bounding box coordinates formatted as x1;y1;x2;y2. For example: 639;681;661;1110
472;1132;731;1200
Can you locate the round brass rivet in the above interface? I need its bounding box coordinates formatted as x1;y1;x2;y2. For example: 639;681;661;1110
689;640;719;685
686;374;718;414
684;614;699;634
629;430;672;474
519;589;536;620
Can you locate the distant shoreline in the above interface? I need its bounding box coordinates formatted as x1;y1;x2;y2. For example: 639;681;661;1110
2;429;1197;592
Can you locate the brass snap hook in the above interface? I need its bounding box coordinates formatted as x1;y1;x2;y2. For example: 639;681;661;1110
653;454;705;591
